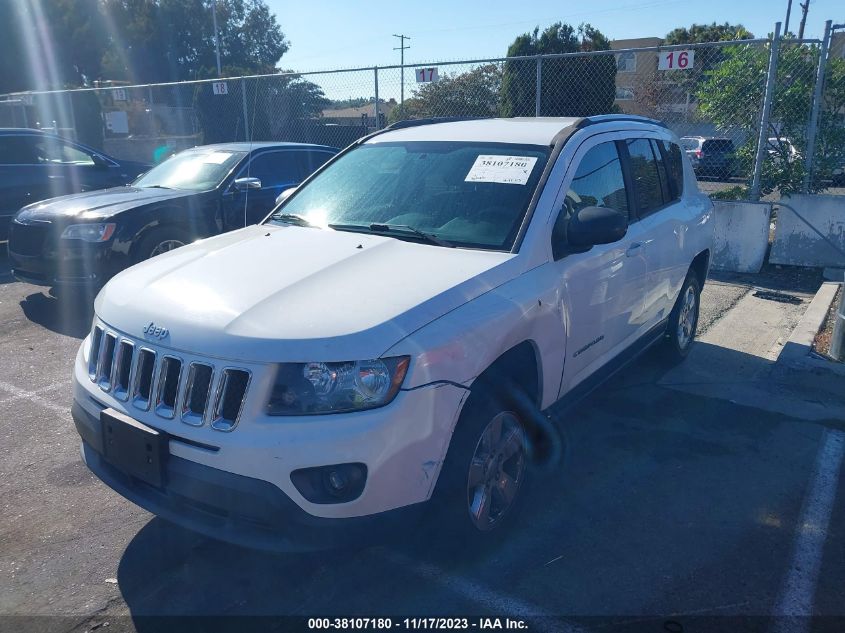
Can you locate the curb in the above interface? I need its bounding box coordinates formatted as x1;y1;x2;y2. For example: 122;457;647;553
774;281;845;389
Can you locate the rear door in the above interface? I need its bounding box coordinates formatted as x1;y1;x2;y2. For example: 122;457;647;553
624;137;690;325
553;135;650;396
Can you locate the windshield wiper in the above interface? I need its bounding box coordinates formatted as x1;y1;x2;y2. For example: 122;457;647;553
142;184;174;190
270;213;315;227
329;222;454;248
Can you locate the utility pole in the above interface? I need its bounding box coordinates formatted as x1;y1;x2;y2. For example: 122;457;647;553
797;0;810;40
212;0;222;77
392;34;410;106
784;0;793;34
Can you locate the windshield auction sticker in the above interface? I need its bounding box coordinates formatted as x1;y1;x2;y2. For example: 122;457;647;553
465;155;538;185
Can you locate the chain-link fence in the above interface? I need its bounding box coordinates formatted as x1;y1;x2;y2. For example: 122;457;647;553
0;21;841;200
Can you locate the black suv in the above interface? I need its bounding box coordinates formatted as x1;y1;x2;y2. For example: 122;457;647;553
0;129;149;240
680;136;736;180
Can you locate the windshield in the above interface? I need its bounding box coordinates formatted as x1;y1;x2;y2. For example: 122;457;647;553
134;148;246;191
274;141;550;250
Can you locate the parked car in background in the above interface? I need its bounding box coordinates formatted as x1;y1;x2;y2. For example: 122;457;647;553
7;142;337;292
0;128;149;241
680;136;736;180
73;115;714;551
766;137;799;165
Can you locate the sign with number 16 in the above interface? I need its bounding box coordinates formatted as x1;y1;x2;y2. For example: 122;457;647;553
658;49;694;71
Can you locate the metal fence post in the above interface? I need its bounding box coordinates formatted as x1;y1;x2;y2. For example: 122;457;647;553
535;55;543;117
750;22;782;202
802;19;833;193
241;78;250;141
373;67;380;130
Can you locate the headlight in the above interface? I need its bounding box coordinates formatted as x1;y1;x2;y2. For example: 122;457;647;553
267;356;410;416
61;223;116;242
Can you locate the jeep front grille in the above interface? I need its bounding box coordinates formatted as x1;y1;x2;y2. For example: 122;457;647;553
88;326;251;431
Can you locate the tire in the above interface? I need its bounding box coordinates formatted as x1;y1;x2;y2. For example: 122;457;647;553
134;227;192;263
425;385;531;555
662;272;701;363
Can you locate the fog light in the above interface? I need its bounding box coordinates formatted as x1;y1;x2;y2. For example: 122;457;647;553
290;463;367;504
327;470;347;492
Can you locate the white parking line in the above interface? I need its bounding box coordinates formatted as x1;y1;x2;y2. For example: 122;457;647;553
383;551;586;633
771;428;845;632
0;380;70;415
0;380;68;405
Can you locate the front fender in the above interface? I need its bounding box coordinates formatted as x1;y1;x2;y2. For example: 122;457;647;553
383;263;566;411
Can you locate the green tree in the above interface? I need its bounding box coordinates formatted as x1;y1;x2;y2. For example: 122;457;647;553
664;22;754;45
696;41;842;195
390;64;502;122
500;23;616;117
103;0;289;82
0;0;108;92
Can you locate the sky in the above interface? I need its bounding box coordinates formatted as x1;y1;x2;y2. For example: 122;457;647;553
268;0;844;72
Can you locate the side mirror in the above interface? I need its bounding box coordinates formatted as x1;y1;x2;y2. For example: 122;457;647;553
567;206;628;248
275;187;297;206
233;177;262;191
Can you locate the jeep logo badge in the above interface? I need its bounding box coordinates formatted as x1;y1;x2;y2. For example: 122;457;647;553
142;322;169;339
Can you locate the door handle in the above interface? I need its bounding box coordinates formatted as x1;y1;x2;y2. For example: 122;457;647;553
626;243;643;257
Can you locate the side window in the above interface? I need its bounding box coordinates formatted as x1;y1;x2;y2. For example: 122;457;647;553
657;140;684;201
625;138;664;216
553;141;629;254
244;151;303;189
34;138;95;165
301;151;334;178
0;136;40;164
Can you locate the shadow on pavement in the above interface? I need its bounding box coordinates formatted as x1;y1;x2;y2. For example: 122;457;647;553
110;341;833;623
19;291;94;339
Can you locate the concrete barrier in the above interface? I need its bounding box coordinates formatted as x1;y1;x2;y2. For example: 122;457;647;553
769;194;845;268
710;201;772;273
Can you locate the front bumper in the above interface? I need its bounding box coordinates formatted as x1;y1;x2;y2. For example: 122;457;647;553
73;403;423;551
73;335;470;548
7;219;124;287
10;241;117;287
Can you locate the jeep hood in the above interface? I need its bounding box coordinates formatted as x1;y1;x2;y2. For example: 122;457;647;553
95;224;518;362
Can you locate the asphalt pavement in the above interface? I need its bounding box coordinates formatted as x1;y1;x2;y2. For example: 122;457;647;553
1;249;844;633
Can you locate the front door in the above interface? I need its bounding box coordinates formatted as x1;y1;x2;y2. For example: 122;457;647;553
551;136;650;397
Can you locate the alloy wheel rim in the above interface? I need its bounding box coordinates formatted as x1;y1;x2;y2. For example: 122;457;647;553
676;286;697;349
150;239;186;257
466;411;526;532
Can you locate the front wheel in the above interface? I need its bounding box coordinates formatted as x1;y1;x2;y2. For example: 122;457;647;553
135;227;192;263
427;388;530;553
662;273;701;363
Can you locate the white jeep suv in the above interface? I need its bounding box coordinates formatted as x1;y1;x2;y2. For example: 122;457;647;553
72;116;713;550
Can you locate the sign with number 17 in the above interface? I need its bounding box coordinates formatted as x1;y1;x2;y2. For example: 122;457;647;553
415;68;439;83
658;49;694;71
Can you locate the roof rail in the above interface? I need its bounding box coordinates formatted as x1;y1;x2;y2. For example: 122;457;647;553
384;116;487;131
579;114;668;129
